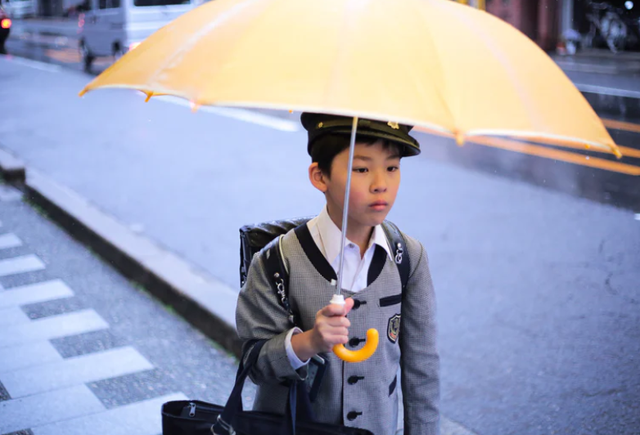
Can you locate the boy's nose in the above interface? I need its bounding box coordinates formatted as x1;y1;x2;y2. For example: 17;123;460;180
371;173;387;192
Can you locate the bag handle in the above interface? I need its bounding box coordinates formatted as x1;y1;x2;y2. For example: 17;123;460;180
213;341;266;434
213;341;309;435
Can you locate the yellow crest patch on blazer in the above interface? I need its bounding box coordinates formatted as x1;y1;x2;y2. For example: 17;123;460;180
388;314;401;343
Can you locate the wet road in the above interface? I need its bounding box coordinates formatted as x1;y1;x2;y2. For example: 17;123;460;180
2;28;640;435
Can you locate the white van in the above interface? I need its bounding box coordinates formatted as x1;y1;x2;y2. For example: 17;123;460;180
78;0;196;71
1;0;37;18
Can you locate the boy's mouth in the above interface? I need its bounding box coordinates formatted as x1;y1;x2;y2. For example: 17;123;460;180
369;201;388;211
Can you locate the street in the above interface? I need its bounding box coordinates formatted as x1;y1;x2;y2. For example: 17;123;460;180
1;19;640;435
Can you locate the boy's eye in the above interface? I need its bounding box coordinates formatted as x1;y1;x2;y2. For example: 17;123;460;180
387;166;399;172
353;167;368;173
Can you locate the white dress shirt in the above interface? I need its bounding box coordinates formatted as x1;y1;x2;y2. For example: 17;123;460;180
285;207;392;369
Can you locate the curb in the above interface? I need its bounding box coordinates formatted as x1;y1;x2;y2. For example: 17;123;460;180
0;149;243;359
0;148;26;184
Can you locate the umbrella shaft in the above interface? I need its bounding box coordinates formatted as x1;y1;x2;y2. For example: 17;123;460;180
336;117;358;296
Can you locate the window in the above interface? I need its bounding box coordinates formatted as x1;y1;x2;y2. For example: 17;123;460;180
134;0;189;6
99;0;120;9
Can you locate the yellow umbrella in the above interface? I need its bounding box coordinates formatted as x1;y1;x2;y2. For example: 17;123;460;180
78;0;621;363
79;0;620;157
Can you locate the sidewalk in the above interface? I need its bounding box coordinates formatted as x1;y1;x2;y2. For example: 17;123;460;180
0;180;241;434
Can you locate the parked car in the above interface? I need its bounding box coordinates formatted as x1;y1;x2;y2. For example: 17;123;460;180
78;0;196;72
0;5;11;54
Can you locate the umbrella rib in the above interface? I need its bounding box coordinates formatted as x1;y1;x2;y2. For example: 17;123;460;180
412;0;458;135
448;4;544;135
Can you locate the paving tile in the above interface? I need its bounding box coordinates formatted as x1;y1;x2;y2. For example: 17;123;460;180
88;368;179;409
0;255;45;278
2;346;154;398
0;385;105;434
31;393;187;435
0;280;73;309
50;329;125;358
0;309;109;348
0;233;22;250
0;341;62;373
0;306;29;326
22;297;85;320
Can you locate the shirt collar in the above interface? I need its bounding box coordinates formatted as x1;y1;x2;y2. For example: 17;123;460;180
316;206;393;264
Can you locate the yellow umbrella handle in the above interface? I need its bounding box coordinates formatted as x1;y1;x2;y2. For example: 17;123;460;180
333;329;379;363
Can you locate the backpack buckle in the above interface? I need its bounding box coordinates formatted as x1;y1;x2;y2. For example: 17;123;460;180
394;242;403;264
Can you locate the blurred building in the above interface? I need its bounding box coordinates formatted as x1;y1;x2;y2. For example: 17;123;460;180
484;0;561;50
482;0;640;51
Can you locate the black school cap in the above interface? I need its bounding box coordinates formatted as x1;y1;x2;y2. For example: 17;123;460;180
301;112;421;157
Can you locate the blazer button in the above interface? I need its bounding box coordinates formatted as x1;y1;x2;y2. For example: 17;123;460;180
347;411;363;421
349;337;363;347
353;300;361;309
348;376;364;385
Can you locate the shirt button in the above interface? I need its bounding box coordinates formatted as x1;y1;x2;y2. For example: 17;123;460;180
347;411;362;421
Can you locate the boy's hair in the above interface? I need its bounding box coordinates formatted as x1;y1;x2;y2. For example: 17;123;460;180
310;134;402;176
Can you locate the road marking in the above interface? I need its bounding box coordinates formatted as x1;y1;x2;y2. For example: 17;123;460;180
0;309;109;348
469;136;640;176
0;306;29;326
0;254;46;278
0;341;63;373
0;385;105;434
602;118;640;135
156;96;300;132
0;233;23;250
32;392;188;435
2;346;154;398
574;83;640;100
0;55;62;73
45;48;80;64
0;280;74;308
415;128;640;175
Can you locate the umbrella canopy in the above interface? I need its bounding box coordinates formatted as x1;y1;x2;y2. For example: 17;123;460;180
79;0;620;157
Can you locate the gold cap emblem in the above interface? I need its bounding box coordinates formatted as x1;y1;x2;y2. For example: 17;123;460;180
387;122;400;130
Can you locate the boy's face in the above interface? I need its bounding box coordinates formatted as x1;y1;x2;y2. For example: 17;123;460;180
313;140;401;229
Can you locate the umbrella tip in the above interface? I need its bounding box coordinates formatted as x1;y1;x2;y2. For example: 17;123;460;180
454;130;465;146
190;101;201;113
144;92;154;103
78;88;88;97
614;147;623;159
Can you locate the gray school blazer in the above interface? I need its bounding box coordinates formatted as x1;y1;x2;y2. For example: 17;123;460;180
235;225;440;435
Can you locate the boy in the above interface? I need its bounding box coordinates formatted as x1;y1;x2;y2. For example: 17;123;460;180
236;113;440;435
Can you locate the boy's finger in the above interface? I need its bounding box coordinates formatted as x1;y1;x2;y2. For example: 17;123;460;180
343;298;355;315
322;303;346;317
326;317;351;328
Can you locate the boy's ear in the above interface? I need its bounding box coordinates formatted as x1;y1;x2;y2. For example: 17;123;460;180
308;162;328;193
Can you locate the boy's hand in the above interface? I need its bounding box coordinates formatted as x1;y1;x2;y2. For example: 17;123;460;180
291;298;354;361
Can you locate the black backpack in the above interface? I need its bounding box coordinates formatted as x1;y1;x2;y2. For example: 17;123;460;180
239;218;410;324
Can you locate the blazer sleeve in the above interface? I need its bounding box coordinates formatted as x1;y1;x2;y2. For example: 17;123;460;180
400;238;440;435
236;252;308;385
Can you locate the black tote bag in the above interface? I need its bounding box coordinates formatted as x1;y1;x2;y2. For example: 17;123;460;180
162;341;373;435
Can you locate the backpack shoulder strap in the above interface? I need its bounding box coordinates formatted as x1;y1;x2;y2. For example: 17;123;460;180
381;221;410;291
260;235;298;326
